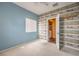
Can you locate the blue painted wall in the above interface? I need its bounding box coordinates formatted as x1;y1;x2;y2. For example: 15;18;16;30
0;2;38;51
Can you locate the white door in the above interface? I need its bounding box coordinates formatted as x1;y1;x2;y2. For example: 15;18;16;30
56;14;60;50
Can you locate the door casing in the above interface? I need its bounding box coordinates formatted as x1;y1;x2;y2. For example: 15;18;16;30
46;14;60;50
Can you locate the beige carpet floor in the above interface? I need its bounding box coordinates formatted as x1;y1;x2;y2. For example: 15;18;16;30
0;39;73;56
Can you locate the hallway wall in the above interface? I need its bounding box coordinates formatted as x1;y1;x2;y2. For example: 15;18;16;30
0;2;38;51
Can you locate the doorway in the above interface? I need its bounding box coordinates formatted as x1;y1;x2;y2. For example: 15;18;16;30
48;18;56;43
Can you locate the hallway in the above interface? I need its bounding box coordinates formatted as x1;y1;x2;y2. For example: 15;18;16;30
0;39;73;56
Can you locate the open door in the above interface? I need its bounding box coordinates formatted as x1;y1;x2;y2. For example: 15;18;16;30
56;14;60;49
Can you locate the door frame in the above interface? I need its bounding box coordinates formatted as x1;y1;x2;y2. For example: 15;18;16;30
46;14;60;50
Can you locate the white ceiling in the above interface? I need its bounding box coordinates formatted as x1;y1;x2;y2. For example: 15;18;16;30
14;2;75;15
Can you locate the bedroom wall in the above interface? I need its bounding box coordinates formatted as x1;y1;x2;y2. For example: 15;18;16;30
0;2;38;51
38;2;79;55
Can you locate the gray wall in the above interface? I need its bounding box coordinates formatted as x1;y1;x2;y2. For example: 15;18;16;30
0;2;38;51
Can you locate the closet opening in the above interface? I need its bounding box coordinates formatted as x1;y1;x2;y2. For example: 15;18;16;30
48;18;56;43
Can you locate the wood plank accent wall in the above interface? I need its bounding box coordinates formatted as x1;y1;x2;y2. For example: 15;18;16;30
39;2;79;55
